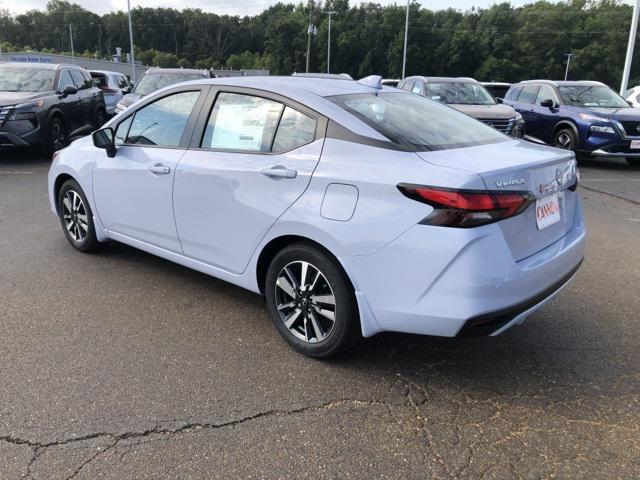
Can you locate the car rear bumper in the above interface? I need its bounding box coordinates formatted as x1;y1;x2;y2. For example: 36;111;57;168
342;200;586;338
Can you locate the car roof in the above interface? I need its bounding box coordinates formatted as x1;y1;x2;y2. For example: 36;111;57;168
481;82;511;86
90;70;124;76
145;68;209;76
0;62;84;70
405;76;479;83
517;79;606;88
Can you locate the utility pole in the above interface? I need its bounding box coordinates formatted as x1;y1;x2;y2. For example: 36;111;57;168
401;0;409;79
564;53;574;81
621;0;640;94
127;0;136;82
69;25;75;64
305;2;316;74
324;11;336;73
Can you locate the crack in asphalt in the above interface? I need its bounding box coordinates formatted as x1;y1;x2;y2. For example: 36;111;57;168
1;398;400;479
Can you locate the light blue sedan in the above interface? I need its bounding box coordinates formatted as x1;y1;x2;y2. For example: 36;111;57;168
48;75;585;358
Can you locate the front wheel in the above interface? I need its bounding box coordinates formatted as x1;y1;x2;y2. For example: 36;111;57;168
265;243;360;358
48;117;67;152
57;179;101;252
553;127;578;153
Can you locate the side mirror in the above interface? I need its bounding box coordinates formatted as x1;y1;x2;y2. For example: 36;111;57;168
540;98;555;109
92;127;116;158
495;97;503;103
62;85;78;97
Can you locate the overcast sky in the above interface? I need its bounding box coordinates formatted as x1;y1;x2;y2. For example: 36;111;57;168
0;0;582;16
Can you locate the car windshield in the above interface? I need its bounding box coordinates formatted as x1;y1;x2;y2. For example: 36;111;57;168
425;82;495;105
0;67;56;92
133;73;206;96
330;92;508;151
558;85;629;108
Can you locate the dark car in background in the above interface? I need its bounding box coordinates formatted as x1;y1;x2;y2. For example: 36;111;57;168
114;67;211;114
398;76;524;137
90;70;132;116
504;80;640;167
0;62;106;151
481;82;511;100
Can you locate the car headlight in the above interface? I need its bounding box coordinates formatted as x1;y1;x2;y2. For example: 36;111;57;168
589;125;616;134
14;99;45;109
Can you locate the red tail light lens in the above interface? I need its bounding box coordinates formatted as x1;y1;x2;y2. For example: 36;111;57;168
397;183;534;228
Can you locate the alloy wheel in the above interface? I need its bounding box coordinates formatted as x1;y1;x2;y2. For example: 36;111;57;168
51;122;66;151
274;261;336;343
555;132;573;150
62;190;88;242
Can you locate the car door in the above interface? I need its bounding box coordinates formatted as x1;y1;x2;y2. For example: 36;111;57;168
92;87;206;253
173;88;326;274
70;69;98;130
57;69;82;131
533;85;561;143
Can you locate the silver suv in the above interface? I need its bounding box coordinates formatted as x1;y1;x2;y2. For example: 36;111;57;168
399;76;524;137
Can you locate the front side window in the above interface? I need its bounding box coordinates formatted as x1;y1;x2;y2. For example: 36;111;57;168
202;93;284;152
401;80;414;92
0;67;56;92
558;85;629;108
133;73;206;97
126;91;200;147
58;70;75;91
272;107;316;152
330;92;507;151
424;82;495;105
70;70;88;90
506;86;522;101
535;85;558;106
114;116;133;145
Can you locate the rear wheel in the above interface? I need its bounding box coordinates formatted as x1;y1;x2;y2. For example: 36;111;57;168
57;179;100;252
265;243;360;358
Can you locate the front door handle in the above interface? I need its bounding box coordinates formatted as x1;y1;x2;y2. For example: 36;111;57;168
149;164;170;175
261;166;297;179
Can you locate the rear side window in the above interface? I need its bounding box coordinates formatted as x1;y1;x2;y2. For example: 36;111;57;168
126;91;200;147
330;92;507;151
517;85;539;104
272;107;316;152
411;82;422;95
70;70;88;89
202;93;284;152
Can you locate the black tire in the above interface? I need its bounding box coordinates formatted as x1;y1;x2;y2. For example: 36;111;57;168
552;127;578;153
48;117;67;152
57;179;101;252
627;158;640;168
95;107;107;128
265;242;360;358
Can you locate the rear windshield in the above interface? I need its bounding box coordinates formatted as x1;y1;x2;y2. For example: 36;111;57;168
558;85;629;108
329;92;508;151
133;72;207;97
0;66;56;92
91;73;108;88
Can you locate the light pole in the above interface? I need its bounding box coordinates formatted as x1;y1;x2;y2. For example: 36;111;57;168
401;0;409;79
564;53;574;81
69;25;75;64
621;0;640;94
127;0;136;82
324;11;336;73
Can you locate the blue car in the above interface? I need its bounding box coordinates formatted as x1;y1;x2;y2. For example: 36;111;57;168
504;80;640;167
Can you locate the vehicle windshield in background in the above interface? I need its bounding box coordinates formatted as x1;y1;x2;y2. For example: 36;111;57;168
330;92;508;151
558;86;630;108
0;67;56;92
425;82;495;105
133;73;206;96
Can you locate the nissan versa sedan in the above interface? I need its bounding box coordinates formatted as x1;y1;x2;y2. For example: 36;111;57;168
48;75;585;358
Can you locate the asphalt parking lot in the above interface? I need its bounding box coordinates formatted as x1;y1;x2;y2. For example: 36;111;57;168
1;151;639;479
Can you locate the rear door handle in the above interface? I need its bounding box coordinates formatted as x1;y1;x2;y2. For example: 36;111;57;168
149;164;170;175
261;166;297;179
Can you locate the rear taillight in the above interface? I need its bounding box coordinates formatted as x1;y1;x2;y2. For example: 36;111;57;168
397;183;534;228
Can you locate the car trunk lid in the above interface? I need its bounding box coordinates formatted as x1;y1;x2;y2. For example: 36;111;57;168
416;140;579;261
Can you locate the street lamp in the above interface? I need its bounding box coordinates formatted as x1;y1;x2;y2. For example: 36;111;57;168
324;11;336;74
127;0;136;82
401;0;409;79
564;53;574;81
69;25;75;64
